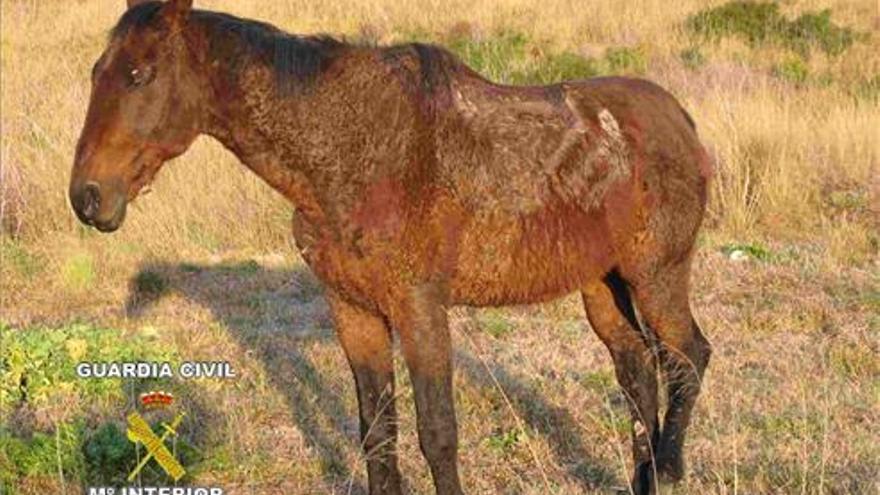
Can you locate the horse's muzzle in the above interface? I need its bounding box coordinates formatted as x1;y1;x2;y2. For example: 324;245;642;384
70;181;126;232
74;183;101;222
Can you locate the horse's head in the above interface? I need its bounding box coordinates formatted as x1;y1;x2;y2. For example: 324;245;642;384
70;0;203;232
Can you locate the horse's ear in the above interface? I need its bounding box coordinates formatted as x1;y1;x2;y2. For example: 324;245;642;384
160;0;193;28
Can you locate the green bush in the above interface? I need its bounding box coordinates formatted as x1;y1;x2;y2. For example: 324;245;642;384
485;428;525;453
720;242;773;261
688;1;781;45
417;29;650;85
687;1;858;57
605;46;647;74
0;323;177;410
773;57;809;85
0;324;198;487
478;309;515;338
447;30;530;83
680;46;706;70
82;419;202;485
527;51;599;84
786;9;856;56
82;422;136;486
0;422;86;487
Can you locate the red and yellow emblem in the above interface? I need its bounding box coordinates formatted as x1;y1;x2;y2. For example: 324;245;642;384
127;391;186;482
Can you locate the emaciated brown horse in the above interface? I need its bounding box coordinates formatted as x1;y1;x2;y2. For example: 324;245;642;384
69;1;713;493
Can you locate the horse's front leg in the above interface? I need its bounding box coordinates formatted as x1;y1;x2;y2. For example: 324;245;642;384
390;282;464;495
326;291;402;495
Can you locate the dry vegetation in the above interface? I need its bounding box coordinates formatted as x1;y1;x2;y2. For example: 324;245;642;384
1;0;878;494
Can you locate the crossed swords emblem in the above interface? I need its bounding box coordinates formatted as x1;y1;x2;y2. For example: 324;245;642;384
126;411;187;482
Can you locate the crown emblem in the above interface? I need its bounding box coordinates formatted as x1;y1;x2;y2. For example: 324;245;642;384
139;390;174;410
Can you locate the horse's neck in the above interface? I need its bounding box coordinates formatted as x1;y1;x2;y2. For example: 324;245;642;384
203;73;327;221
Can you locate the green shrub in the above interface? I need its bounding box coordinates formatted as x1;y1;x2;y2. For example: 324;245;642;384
478;310;515;338
605;46;647;74
786;9;856;57
485;428;525;453
720;242;773;261
0;422;86;484
83;417;202;485
0;324;196;486
82;422;136;486
687;1;781;44
687;1;858;57
0;324;177;409
773;57;809;85
680;46;706;70
446;30;605;84
529;51;599;83
447;30;530;83
524;51;599;84
433;29;652;84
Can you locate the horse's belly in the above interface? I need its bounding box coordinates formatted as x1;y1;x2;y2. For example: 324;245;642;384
449;204;616;306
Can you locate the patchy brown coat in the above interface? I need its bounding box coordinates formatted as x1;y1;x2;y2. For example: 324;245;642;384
70;2;713;494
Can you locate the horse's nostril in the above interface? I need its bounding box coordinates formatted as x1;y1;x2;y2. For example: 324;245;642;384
81;183;101;221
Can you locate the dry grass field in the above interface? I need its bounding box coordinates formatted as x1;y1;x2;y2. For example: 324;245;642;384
1;0;878;493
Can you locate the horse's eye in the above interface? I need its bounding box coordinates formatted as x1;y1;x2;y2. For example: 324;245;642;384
128;66;153;88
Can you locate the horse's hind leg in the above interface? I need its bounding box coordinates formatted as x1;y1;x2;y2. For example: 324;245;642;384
582;271;659;495
629;258;711;483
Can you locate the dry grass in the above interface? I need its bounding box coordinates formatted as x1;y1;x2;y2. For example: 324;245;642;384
1;0;878;494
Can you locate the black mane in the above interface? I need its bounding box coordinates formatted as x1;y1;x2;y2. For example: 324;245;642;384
112;2;463;96
199;11;346;92
112;2;347;92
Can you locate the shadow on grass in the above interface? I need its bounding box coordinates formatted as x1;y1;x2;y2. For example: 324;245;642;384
125;261;366;494
455;349;619;491
125;260;620;493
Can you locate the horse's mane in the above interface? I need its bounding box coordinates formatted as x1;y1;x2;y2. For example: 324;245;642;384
112;2;463;96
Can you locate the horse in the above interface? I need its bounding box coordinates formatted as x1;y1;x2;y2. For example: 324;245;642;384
69;1;713;493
